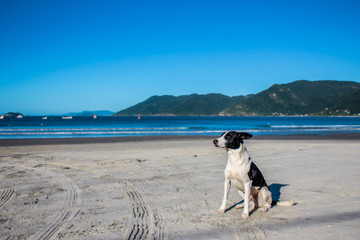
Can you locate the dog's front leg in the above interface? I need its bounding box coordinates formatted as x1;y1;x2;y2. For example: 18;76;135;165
218;179;231;214
242;181;251;219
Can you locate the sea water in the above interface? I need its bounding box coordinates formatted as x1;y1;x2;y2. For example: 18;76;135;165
0;116;359;139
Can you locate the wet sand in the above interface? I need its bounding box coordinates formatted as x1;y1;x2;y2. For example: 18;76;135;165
1;136;360;239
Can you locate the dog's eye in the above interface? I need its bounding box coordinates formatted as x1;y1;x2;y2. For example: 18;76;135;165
225;135;231;140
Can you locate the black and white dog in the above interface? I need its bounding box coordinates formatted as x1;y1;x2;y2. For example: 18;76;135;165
213;131;293;218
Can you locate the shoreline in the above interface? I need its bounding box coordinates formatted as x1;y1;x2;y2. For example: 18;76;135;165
1;133;360;147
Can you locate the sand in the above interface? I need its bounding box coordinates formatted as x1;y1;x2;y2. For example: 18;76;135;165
0;137;360;239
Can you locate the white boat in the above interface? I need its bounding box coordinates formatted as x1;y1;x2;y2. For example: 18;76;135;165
17;114;23;118
42;116;47;120
62;116;73;119
0;115;4;119
93;114;98;119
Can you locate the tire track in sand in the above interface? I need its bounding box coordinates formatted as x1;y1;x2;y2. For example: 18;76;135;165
30;183;81;240
104;175;166;240
0;175;15;208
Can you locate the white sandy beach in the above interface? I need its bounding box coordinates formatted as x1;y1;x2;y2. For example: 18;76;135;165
1;138;360;239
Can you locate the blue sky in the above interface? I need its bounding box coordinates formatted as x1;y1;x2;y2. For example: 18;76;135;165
1;0;360;115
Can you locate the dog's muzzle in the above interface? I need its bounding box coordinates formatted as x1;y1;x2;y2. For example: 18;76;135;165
213;139;219;147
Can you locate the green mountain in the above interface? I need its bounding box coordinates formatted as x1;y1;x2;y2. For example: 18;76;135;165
114;94;246;116
323;89;360;115
114;80;360;116
223;80;360;116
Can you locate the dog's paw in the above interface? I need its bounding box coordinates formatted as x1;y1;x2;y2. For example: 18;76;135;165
241;212;249;219
259;207;267;213
218;208;226;214
260;205;270;213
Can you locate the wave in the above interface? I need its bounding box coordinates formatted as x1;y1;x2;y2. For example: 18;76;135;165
0;127;190;132
1;127;359;137
272;125;360;129
1;118;360;139
2;124;358;131
0;130;223;136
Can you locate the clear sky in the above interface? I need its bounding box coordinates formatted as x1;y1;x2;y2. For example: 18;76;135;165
1;0;360;115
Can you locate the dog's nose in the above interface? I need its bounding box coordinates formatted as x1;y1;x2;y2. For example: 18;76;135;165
213;139;218;145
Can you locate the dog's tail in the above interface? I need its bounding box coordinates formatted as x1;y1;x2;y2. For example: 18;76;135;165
272;199;295;206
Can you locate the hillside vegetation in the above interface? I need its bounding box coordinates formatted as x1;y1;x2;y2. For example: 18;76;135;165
115;94;246;116
115;80;360;116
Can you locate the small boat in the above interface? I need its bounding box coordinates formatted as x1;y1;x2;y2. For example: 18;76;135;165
138;115;142;120
62;116;73;119
93;114;98;119
17;114;23;118
0;115;4;119
42;116;47;120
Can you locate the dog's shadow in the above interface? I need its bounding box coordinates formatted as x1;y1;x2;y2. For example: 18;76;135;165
226;183;290;213
269;183;289;202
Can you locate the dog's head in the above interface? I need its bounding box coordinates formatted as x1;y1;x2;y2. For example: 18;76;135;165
213;131;253;149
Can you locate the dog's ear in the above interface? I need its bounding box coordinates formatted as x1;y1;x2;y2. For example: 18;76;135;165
238;132;253;140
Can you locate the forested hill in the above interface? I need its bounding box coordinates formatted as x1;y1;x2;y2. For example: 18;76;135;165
114;80;360;116
115;94;246;116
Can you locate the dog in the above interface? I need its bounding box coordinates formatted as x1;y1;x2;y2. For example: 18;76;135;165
213;131;293;219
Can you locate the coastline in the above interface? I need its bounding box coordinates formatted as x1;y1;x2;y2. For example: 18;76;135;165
2;116;360;144
1;132;360;147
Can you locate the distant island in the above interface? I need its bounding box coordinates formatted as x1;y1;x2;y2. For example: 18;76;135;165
0;112;26;118
114;80;360;116
1;111;115;118
62;110;114;116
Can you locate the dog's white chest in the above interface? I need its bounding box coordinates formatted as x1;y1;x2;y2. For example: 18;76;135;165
225;164;249;191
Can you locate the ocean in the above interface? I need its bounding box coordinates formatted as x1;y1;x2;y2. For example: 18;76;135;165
0;116;360;139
